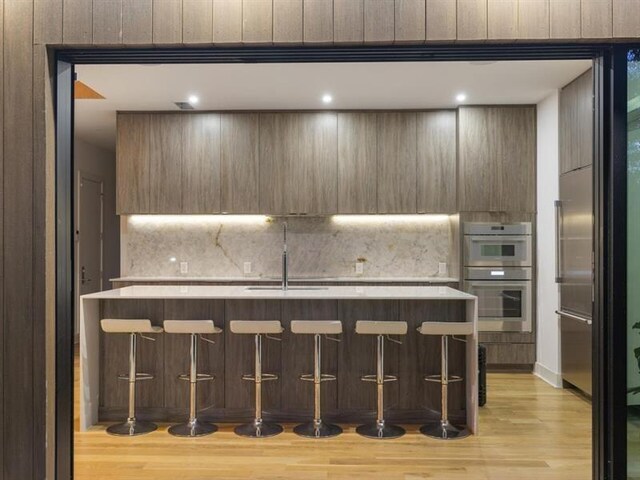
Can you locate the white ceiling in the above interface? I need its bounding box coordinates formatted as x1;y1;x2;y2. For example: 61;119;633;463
75;60;592;152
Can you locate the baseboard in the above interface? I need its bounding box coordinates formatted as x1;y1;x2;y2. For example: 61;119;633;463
534;362;563;388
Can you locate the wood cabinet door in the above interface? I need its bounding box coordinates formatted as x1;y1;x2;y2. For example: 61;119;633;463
259;113;299;214
295;113;338;214
220;113;260;213
459;106;536;213
149;114;183;213
376;112;418;213
337;113;377;213
458;107;501;211
417;110;457;213
499;106;536;213
181;113;221;213
116;113;150;214
560;68;593;174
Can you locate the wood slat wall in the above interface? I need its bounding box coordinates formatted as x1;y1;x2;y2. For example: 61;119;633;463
3;0;639;477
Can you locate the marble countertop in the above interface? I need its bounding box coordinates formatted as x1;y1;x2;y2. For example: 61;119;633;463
110;276;460;283
83;285;475;301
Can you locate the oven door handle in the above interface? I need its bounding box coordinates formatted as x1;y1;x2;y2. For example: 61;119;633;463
467;235;529;243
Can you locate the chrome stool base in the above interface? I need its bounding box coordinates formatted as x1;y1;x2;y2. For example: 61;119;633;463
234;420;283;438
420;420;470;440
106;419;157;436
294;420;342;438
356;422;405;440
168;419;217;437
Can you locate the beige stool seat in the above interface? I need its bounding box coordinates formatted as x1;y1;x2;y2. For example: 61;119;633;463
230;320;283;335
355;320;408;336
418;320;474;440
163;319;221;438
291;320;342;335
418;321;474;336
101;318;163;334
164;320;222;335
100;318;162;436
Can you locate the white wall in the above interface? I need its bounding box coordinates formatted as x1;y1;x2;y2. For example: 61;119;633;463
74;138;120;334
535;91;562;387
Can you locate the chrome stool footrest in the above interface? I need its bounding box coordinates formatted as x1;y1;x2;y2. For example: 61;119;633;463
178;373;215;382
361;374;398;383
300;373;336;382
424;374;463;383
241;373;279;382
117;372;154;381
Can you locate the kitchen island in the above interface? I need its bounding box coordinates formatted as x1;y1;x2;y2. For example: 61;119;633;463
80;285;478;433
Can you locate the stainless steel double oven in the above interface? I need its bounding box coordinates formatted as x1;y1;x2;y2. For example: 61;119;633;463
463;223;533;332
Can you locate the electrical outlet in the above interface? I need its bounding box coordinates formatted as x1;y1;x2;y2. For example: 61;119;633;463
180;262;188;274
244;262;252;274
355;262;364;275
438;262;448;276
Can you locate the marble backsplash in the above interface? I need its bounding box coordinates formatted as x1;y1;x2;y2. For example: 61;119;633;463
121;215;456;279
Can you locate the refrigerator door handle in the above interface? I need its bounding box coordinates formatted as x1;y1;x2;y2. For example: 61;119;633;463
556;310;593;326
555;200;562;283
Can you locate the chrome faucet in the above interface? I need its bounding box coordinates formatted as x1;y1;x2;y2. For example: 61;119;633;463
282;221;288;291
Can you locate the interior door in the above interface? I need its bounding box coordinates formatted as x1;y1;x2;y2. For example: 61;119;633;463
78;175;103;297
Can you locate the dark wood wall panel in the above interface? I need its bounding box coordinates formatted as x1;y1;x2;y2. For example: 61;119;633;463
183;0;214;43
34;0;63;44
153;0;183;43
122;0;153;44
3;2;35;478
93;0;123;44
62;0;93;44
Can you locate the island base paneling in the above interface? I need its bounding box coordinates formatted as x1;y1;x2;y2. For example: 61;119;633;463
98;298;468;424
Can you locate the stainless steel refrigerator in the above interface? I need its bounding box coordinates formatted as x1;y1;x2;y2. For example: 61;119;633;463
557;165;593;396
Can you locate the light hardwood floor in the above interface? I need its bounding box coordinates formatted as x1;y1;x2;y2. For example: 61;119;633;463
74;354;592;480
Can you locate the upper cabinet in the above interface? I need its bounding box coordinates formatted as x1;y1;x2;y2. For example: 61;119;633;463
458;106;536;213
560;68;593;174
417;111;457;213
377;112;418;213
220;113;260;213
117;113;151;214
116;113;222;214
117;107;534;215
259;113;337;214
337;113;378;213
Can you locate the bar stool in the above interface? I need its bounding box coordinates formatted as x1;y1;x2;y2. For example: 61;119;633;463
291;320;342;439
230;320;284;438
163;320;222;437
355;320;408;439
418;321;474;440
100;319;163;436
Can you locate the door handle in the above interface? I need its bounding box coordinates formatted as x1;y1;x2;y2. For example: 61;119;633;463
555;200;562;283
556;310;592;325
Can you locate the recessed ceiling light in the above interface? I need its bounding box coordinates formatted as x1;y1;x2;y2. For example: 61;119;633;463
322;94;333;104
456;93;467;102
188;95;199;105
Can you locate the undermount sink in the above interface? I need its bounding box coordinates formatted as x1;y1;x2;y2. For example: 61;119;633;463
245;286;328;291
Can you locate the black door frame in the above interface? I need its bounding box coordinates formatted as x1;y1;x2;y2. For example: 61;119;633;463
54;44;625;479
